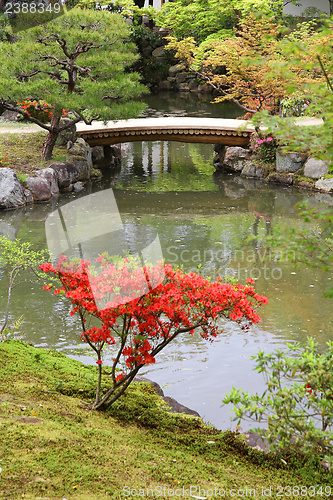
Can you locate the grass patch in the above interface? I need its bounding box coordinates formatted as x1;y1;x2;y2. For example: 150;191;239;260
0;132;67;177
0;340;332;499
294;175;316;185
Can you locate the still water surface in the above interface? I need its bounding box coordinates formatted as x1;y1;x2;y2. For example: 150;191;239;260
0;93;332;429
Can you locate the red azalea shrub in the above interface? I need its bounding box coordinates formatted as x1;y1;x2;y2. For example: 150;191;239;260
0;153;14;168
40;255;268;410
17;100;69;123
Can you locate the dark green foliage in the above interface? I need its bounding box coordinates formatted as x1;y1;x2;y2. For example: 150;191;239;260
223;339;333;460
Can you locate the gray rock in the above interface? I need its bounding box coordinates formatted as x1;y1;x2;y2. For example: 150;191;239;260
67;155;91;181
134;376;200;417
267;173;293;185
162;396;201;417
241;161;266;178
73;181;85;192
25;176;52;202
276;150;307;173
189;81;199;91
315;177;333;192
168;63;186;76
295;180;314;190
49;161;80;188
175;72;189;83
56;117;77;146
178;83;190;91
67;138;92;180
112;145;122;159
197;83;212;93
62;183;74;192
0;110;21;122
35;167;59;196
24;188;33;204
223;146;251;172
303;158;329;179
92;146;104;163
151;46;166;61
158;80;171;91
0;168;25;210
67;137;90;159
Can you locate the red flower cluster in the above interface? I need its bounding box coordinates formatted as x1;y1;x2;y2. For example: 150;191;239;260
40;256;268;384
17;100;69;123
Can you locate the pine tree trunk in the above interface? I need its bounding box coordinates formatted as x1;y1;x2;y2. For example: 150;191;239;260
41;115;61;160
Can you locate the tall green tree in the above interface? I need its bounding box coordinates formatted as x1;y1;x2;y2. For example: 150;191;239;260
156;0;296;44
0;9;146;159
251;20;333;168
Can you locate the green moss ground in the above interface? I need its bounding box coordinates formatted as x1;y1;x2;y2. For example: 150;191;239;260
0;131;67;177
0;340;332;499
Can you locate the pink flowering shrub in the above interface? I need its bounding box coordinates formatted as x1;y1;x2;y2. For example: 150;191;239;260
250;135;277;163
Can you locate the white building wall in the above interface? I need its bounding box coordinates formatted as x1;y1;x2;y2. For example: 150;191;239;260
145;0;329;15
283;0;329;15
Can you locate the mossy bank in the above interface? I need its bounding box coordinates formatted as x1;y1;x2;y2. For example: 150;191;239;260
0;340;332;499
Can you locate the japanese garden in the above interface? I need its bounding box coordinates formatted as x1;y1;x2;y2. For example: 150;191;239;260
0;0;333;497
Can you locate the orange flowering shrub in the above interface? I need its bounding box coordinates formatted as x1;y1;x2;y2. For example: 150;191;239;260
17;100;69;123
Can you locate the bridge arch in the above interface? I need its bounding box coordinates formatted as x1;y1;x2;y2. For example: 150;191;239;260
77;117;255;148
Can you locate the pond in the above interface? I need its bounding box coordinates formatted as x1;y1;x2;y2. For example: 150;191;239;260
0;91;332;430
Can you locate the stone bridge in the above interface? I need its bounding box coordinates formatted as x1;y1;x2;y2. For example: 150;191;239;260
76;117;255;148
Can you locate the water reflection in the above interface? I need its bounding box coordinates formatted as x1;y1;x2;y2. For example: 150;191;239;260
0;94;332;429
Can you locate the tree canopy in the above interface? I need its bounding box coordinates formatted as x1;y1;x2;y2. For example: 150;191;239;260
156;0;293;43
0;8;146;158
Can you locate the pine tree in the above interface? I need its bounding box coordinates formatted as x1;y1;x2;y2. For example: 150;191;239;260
0;9;146;159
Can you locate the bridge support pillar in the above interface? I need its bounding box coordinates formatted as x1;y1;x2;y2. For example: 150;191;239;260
213;144;226;169
103;144;122;166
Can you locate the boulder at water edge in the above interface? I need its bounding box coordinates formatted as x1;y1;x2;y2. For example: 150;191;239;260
49;161;80;188
303;158;329;179
66;138;92;180
35;167;59;196
0;168;25;210
222;147;251;172
25;176;52;202
276;150;307;173
315;177;333;193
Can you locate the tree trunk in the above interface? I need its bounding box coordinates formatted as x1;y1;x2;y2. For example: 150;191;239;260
41;115;61;160
330;0;333;17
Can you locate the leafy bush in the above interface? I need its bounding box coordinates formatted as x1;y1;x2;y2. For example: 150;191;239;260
280;94;311;117
223;339;333;460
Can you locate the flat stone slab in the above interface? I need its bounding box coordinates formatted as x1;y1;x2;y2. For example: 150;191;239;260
134;375;200;418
